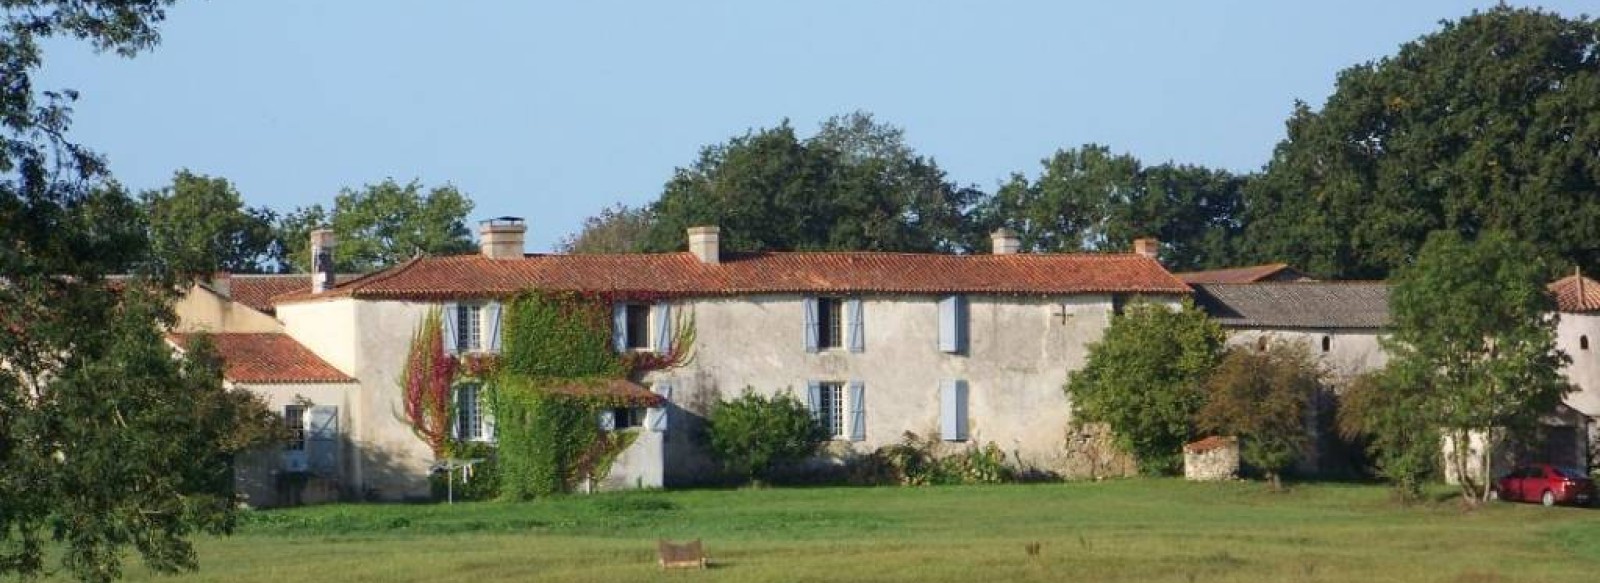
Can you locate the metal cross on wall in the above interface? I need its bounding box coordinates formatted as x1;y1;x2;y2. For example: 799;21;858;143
1052;304;1072;325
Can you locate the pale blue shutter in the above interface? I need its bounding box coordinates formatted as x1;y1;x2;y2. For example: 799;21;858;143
806;381;822;421
848;381;865;441
307;405;339;474
484;302;503;353
482;385;497;442
939;295;969;354
940;380;969;441
441;303;459;353
597;409;616;431
653;301;673;353
612;303;628;352
847;298;865;353
802;297;819;353
647;381;673;432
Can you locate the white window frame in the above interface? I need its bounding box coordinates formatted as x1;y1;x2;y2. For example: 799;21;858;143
284;404;306;451
818;381;846;439
623;303;653;351
456;303;484;353
455;383;492;443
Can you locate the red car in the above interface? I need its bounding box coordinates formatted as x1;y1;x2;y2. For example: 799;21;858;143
1493;464;1595;507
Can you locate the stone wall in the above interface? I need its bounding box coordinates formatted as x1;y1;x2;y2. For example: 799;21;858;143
1184;436;1239;481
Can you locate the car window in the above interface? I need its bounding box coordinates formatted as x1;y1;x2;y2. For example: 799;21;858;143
1556;466;1589;479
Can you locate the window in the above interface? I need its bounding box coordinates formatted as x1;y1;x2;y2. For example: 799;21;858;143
456;384;487;442
284;405;306;451
817;382;845;439
816;298;843;349
624;304;651;350
1582;335;1590;351
1321;335;1332;353
456;304;483;352
610;407;645;430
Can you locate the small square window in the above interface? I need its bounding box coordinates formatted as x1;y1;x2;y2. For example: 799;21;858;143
611;407;645;430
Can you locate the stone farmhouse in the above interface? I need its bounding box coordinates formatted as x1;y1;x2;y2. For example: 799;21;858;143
175;221;1187;506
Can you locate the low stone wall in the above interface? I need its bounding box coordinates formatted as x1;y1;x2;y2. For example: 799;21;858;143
1184;436;1239;481
1059;422;1138;479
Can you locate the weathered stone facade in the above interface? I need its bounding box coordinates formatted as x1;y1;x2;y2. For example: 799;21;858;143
1184;436;1239;481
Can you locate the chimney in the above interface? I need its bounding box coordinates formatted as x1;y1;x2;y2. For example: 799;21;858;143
1133;237;1160;261
991;228;1021;255
209;272;232;298
688;226;720;264
310;228;336;294
479;216;527;260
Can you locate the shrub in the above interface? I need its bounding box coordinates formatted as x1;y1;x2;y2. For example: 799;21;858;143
430;441;499;502
1196;342;1323;490
850;432;1016;486
706;389;827;483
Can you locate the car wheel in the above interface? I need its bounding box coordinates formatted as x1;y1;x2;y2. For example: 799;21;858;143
1542;490;1555;507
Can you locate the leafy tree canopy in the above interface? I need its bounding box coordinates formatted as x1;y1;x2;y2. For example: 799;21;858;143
141;170;278;276
978;144;1247;270
276;178;475;272
1243;7;1600;279
1198;342;1324;489
558;203;655;254
1386;230;1571;502
1065;300;1226;475
2;2;283;581
640;112;984;253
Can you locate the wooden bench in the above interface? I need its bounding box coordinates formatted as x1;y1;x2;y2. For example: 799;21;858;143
657;539;707;569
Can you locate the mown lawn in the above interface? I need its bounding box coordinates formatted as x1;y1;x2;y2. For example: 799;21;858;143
76;480;1600;582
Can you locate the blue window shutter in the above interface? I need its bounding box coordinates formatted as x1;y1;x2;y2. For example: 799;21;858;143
654;301;673;353
848;381;866;441
956;296;969;354
482;385;497;442
484;302;503;353
597;409;616;431
803;297;819;353
648;381;673;432
612;303;628;352
847;298;865;353
806;381;822;421
938;297;957;352
954;380;969;441
307;405;339;474
441;303;459;353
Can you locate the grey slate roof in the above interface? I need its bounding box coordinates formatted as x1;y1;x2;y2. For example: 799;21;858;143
1192;282;1391;329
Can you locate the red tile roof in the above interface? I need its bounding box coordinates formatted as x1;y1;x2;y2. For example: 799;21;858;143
1176;263;1311;284
1184;435;1237;454
217;274;359;314
275;251;1189;304
168;333;356;385
1550;274;1600;313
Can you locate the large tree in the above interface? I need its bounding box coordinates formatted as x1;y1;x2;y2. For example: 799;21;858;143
1064;300;1226;475
141;170;278;276
1197;342;1324;490
557;203;655;254
978;144;1246;270
275;178;475;272
641;112;984;253
1243;7;1600;279
1386;230;1571;503
2;2;282;581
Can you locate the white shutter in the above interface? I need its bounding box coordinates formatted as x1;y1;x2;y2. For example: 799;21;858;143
612;303;628;352
653;301;673;353
484;302;503;353
307;405;339;474
940;380;969;441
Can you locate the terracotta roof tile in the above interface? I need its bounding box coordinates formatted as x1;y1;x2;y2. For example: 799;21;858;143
168;332;356;385
218;274;360;314
1176;263;1312;284
276;251;1190;304
1549;274;1600;313
1185;436;1236;454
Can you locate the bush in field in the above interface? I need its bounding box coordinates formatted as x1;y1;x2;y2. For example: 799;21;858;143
850;432;1015;486
706;389;826;483
1197;342;1324;490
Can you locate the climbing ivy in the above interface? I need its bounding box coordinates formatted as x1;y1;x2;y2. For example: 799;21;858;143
491;290;687;499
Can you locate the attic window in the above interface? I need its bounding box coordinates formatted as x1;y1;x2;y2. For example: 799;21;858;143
1321;336;1331;353
1583;336;1590;351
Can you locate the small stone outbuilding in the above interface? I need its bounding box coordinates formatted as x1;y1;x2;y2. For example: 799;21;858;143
1184;436;1239;481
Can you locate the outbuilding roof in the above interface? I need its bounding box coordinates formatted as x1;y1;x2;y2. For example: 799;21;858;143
274;251;1190;304
168;332;356;385
214;274;360;314
1175;263;1312;284
1192;282;1390;330
1549;274;1600;313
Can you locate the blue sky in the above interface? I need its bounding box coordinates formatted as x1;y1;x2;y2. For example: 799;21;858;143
40;1;1595;252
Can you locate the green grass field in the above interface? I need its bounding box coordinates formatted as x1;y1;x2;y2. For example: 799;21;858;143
81;480;1600;582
